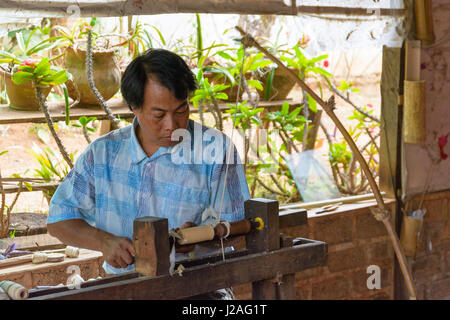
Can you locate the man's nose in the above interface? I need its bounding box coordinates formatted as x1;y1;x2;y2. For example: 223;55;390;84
162;114;177;132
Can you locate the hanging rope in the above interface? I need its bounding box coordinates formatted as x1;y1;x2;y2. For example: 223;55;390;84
216;27;249;261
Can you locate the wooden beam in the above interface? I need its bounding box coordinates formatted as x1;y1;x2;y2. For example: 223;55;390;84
0;1;406;18
379;46;402;198
30;238;327;300
0;99;302;125
2;182;59;194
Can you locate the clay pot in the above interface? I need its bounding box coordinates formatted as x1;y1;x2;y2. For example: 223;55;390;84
256;67;298;101
0;69;52;111
64;46;121;106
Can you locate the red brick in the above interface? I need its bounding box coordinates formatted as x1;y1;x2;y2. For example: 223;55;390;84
354;212;388;240
295;266;326;281
412;254;442;280
281;224;311;239
311;275;352;300
430;277;450;299
365;242;394;266
295;282;312;300
422;199;446;223
232;283;252;300
327;247;366;273
310;214;353;245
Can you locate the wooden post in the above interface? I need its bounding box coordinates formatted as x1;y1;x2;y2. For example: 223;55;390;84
276;234;296;300
245;198;280;299
133;217;170;276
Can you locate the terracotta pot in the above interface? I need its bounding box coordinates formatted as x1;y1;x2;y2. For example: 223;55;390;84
64;46;121;106
256;67;298;101
0;69;52;111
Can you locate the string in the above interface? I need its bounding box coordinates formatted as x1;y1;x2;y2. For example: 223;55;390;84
217;25;248;261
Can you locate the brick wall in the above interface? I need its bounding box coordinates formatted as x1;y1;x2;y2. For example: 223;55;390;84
234;191;450;300
233;201;396;300
408;190;450;300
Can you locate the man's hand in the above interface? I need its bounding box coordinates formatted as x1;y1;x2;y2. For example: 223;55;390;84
102;235;136;269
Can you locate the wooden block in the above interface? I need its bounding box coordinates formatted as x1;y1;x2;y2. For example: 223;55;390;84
133;217;170;277
244;198;280;300
245;198;280;253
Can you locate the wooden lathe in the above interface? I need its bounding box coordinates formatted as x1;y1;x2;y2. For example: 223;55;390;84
26;198;327;300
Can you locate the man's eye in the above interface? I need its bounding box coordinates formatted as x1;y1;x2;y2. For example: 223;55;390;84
154;113;164;119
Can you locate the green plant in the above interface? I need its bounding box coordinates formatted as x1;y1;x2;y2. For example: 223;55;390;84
26;144;75;199
190;69;229;131
11;57;74;168
1;150;23;238
0;27;66;73
280;44;331;113
216;46;273;92
72;116;97;144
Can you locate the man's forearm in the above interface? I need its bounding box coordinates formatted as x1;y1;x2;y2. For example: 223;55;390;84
47;219;137;269
47;219;111;253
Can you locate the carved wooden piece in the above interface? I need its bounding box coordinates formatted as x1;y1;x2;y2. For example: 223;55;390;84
133;217;170;276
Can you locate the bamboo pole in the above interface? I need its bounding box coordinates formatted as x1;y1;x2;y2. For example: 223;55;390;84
234;26;417;300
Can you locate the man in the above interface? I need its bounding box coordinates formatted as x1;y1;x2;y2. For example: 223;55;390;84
47;49;250;298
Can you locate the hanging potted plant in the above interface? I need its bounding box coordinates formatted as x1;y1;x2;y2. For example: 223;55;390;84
0;28;67;111
11;57;74;168
53;18;147;106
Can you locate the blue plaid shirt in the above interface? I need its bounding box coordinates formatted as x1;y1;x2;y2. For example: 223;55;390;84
48;118;250;274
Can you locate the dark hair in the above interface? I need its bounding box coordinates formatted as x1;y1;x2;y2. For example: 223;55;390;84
121;48;197;110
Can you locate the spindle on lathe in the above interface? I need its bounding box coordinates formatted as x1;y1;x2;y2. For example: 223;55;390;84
175;218;264;246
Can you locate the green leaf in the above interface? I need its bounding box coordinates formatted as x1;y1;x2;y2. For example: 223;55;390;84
306;94;317;113
264;66;276;101
11;71;34;85
0;150;8;157
34;58;51;77
217;51;234;61
248;60;273;71
281;102;290;115
214;92;228;100
308;66;332;78
150;25;166;46
18;65;35;73
16;32;26;53
246;79;263;91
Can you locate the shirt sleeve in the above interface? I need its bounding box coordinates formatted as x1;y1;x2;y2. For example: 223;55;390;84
47;145;96;226
208;137;250;222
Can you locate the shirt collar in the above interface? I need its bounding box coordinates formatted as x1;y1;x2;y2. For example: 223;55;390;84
130;117;148;164
130;118;193;164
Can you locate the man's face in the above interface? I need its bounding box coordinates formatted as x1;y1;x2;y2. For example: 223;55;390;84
132;75;190;151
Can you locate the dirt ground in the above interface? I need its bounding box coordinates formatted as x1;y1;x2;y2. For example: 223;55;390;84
0;68;381;218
